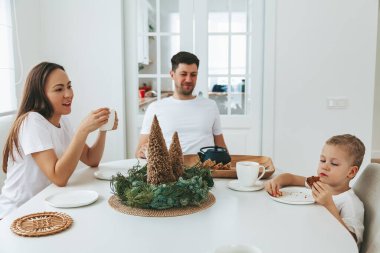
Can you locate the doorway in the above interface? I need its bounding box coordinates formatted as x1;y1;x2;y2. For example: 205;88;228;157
133;0;265;155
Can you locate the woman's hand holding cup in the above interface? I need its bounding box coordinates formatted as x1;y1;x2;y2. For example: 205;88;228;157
99;108;118;131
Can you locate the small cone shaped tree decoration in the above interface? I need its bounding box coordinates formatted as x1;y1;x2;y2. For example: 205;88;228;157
169;132;184;180
147;115;176;185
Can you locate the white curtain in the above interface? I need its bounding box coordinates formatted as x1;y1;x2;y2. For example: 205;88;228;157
0;0;16;114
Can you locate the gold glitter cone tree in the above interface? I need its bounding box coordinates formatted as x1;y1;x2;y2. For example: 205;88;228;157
169;132;184;180
147;115;176;185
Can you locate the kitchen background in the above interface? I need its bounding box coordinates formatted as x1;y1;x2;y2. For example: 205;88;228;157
0;0;379;190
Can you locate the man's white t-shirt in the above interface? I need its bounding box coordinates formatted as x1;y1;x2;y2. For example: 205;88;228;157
140;96;222;154
0;112;74;219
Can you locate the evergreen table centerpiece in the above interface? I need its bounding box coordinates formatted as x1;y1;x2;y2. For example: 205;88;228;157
110;116;214;210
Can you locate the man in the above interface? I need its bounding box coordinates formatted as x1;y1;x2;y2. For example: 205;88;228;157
135;51;227;157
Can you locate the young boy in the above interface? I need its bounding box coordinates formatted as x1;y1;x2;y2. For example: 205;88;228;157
265;134;365;245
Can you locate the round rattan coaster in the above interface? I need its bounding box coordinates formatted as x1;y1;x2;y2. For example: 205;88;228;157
108;193;216;217
10;212;73;237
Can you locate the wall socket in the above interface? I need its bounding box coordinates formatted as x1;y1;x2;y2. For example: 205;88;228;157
327;97;348;109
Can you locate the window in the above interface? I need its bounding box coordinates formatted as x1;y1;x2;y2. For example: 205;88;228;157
0;0;17;115
207;0;253;115
137;0;180;114
137;0;260;117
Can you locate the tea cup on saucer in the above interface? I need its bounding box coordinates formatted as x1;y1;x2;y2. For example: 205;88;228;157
236;161;267;187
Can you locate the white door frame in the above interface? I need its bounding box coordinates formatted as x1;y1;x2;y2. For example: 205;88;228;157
124;0;139;158
124;0;276;158
261;0;276;158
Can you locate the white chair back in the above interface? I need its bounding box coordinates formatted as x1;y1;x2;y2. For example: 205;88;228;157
353;163;380;253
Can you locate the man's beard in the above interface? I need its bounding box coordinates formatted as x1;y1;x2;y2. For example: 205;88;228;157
177;83;194;96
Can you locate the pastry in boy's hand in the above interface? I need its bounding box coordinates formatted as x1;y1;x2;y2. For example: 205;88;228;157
306;176;320;188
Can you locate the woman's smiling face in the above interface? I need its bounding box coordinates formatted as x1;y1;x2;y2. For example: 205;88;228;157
44;68;73;123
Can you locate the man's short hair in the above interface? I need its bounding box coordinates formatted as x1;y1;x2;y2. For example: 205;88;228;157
171;51;200;71
326;134;366;167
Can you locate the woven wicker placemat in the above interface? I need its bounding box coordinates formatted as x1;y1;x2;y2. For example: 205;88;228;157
108;193;216;217
10;212;73;237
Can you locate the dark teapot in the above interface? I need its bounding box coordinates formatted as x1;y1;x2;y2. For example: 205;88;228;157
198;146;231;165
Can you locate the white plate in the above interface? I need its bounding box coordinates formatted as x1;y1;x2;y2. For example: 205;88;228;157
119;158;146;169
94;170;128;180
269;186;315;205
94;158;147;180
45;190;99;208
227;180;264;192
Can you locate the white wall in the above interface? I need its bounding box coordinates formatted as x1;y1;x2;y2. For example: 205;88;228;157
373;3;380;159
8;0;378;177
272;0;378;178
13;0;126;164
13;0;41;97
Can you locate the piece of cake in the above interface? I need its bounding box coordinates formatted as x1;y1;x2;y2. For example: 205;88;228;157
306;176;320;188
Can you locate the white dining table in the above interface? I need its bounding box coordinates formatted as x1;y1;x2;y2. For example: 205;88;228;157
0;159;358;253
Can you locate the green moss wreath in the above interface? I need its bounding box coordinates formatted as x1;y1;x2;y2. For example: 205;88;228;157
110;163;214;210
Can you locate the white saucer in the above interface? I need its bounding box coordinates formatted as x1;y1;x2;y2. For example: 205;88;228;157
227;180;264;192
45;190;99;208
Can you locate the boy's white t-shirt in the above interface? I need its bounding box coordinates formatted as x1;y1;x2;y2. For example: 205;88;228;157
332;189;364;245
306;181;364;245
0;112;74;219
140;96;223;154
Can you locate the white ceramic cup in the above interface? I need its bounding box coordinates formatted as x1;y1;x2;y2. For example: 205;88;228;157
214;244;262;253
236;161;267;187
99;109;116;131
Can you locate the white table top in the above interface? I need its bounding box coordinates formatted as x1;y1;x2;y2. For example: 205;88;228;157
0;159;358;253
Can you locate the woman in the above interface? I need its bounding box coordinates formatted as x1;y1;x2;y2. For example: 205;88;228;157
0;62;118;219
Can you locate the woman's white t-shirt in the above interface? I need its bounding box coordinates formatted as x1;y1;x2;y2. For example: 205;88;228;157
140;96;222;154
0;112;74;219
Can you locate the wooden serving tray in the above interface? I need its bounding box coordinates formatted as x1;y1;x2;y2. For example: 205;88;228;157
183;155;275;179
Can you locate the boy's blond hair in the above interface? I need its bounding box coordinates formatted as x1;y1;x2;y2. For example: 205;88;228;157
326;134;365;168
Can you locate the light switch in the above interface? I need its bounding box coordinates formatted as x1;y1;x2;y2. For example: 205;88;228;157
327;97;348;109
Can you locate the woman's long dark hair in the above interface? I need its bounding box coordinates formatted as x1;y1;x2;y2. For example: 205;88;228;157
2;62;65;173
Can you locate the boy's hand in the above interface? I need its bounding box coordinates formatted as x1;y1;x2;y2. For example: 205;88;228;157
265;177;282;197
311;181;334;207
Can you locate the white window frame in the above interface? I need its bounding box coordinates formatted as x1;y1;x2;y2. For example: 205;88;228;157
0;0;17;117
137;0;181;103
203;0;258;116
195;0;265;154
